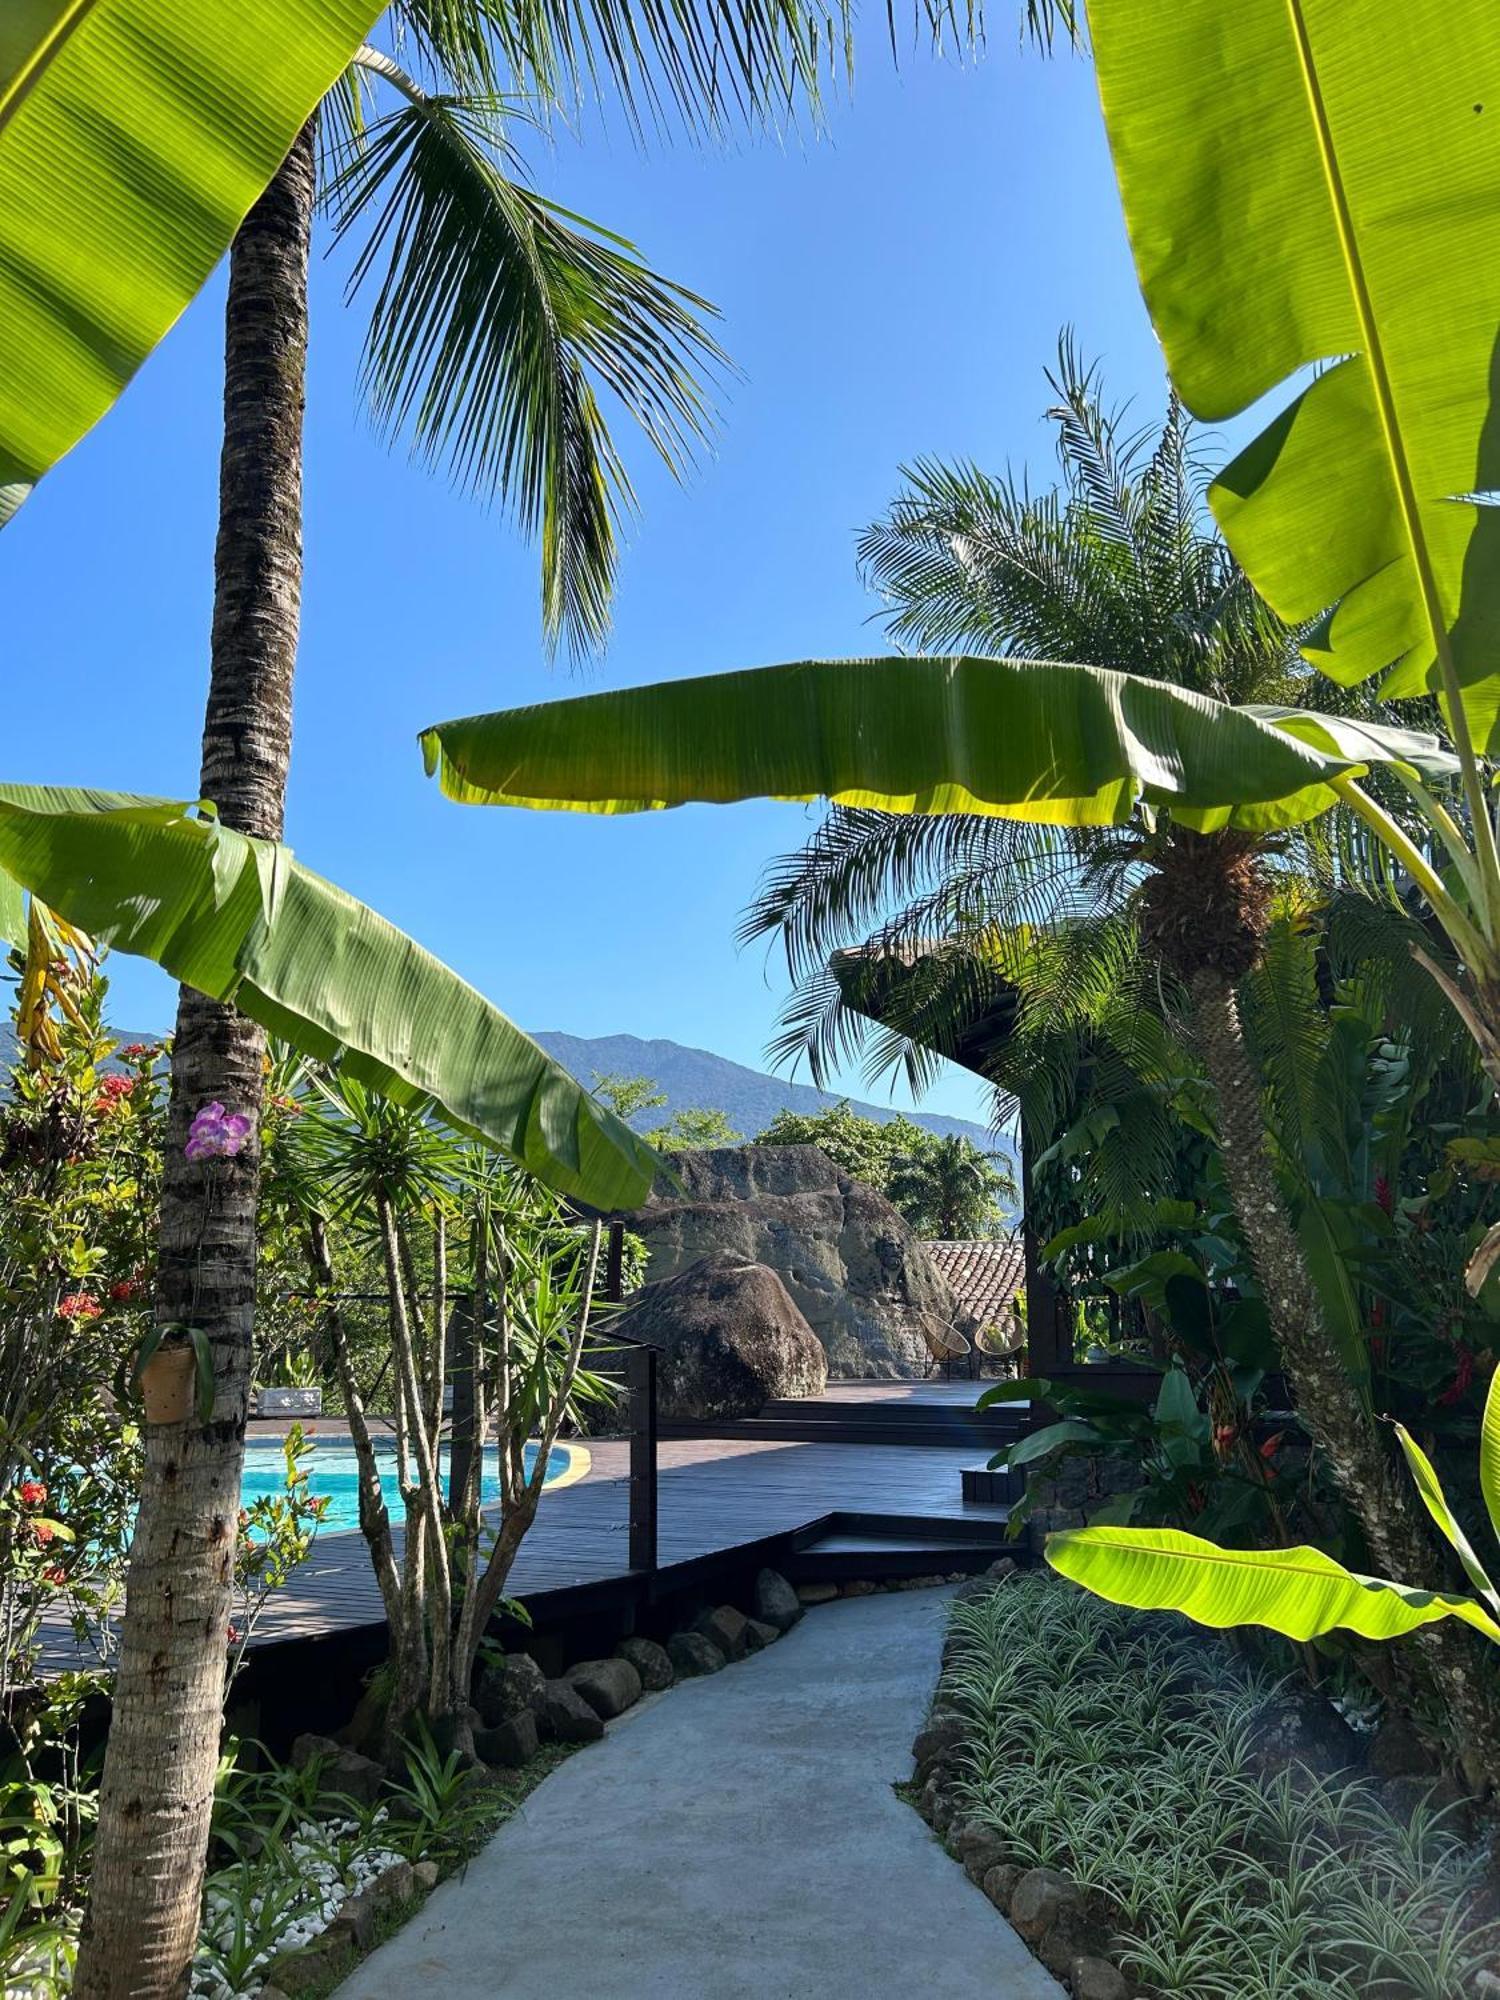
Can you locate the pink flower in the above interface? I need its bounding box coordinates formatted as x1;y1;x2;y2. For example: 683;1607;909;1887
98;1075;134;1104
30;1521;55;1547
226;1623;241;1645
18;1481;46;1508
185;1102;252;1162
58;1293;101;1321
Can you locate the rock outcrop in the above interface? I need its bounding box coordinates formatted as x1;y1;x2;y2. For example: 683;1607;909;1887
617;1145;956;1377
619;1251;827;1420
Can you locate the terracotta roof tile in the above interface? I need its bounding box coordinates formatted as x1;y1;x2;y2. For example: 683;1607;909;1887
928;1237;1026;1335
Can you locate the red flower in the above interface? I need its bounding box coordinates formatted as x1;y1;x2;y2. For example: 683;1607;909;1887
42;1565;66;1587
120;1044;155;1061
109;1277;142;1302
1439;1347;1476;1407
18;1480;46;1508
1212;1423;1236;1453
1259;1432;1285;1461
1374;1174;1394;1215
226;1623;241;1645
30;1521;55;1547
98;1075;134;1104
57;1293;101;1321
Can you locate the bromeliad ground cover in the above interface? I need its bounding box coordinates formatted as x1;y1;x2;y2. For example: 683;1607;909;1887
929;1576;1499;1999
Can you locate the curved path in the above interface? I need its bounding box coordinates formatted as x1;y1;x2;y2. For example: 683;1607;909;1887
347;1588;1064;1999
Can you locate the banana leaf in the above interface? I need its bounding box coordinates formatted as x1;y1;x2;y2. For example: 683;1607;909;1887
1047;1524;1500;1647
0;786;657;1208
1484;1362;1500;1549
1087;0;1500;749
420;658;1456;831
1392;1421;1500;1620
0;0;384;524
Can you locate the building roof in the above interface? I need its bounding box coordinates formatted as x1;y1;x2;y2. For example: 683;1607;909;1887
927;1237;1025;1334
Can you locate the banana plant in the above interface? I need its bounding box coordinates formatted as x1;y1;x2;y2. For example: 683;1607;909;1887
1;0;388;523
1084;0;1500;1284
0;785;656;1209
1047;1356;1500;1654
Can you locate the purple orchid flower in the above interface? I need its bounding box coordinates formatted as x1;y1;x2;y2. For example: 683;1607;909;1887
185;1101;253;1162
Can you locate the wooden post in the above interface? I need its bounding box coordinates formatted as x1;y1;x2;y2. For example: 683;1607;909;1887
1020;1113;1070;1385
627;1343;658;1574
605;1220;625;1305
446;1295;475;1515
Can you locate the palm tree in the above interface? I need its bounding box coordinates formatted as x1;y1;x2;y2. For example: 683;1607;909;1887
885;1132;1016;1237
415;344;1500;1777
70;5;878;1986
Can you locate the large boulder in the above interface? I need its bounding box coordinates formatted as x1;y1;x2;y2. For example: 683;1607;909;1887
615;1146;956;1378
619;1251;826;1421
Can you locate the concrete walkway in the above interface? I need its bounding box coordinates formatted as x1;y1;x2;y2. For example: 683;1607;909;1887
347;1588;1064;1999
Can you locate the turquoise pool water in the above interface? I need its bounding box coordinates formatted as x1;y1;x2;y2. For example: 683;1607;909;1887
241;1440;578;1534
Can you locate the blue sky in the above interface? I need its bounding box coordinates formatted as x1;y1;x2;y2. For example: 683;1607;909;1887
6;31;1167;1128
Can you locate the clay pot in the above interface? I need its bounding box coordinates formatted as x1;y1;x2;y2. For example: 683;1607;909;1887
141;1343;196;1425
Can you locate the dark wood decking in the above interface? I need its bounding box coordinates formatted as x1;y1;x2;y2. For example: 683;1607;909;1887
38;1383;1019;1671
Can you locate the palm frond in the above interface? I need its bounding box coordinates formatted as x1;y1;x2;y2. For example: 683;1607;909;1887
484;0;1074;139
390;0;506;92
331;67;722;651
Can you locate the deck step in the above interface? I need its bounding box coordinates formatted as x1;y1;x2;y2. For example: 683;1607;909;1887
659;1405;1028;1449
783;1513;1014;1583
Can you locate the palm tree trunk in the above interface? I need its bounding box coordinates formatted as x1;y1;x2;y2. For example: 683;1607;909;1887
1192;966;1500;1788
74;117;316;1999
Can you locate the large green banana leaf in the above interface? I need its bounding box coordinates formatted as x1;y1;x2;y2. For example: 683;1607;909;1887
1046;1524;1500;1648
420;657;1456;830
0;786;657;1207
1087;0;1500;751
0;0;384;524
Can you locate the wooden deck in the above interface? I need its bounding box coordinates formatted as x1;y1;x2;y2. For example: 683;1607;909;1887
38;1384;1018;1672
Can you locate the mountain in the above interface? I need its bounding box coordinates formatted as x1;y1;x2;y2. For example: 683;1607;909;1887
530;1029;1008;1157
13;1022;1007;1159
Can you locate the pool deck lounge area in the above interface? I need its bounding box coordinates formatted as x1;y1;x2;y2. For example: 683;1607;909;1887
38;1381;1019;1672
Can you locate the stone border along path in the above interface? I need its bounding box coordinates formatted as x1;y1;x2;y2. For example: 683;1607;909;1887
345;1586;1065;1999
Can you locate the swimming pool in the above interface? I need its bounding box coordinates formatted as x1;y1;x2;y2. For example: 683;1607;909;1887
240;1439;588;1535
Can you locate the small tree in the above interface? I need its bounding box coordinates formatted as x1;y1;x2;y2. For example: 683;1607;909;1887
647;1106;743;1149
592;1072;671;1123
755;1100;928;1193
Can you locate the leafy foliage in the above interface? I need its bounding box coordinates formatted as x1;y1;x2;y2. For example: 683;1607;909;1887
1049;1336;1500;1666
591;1072;742;1149
755;1100;1013;1235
